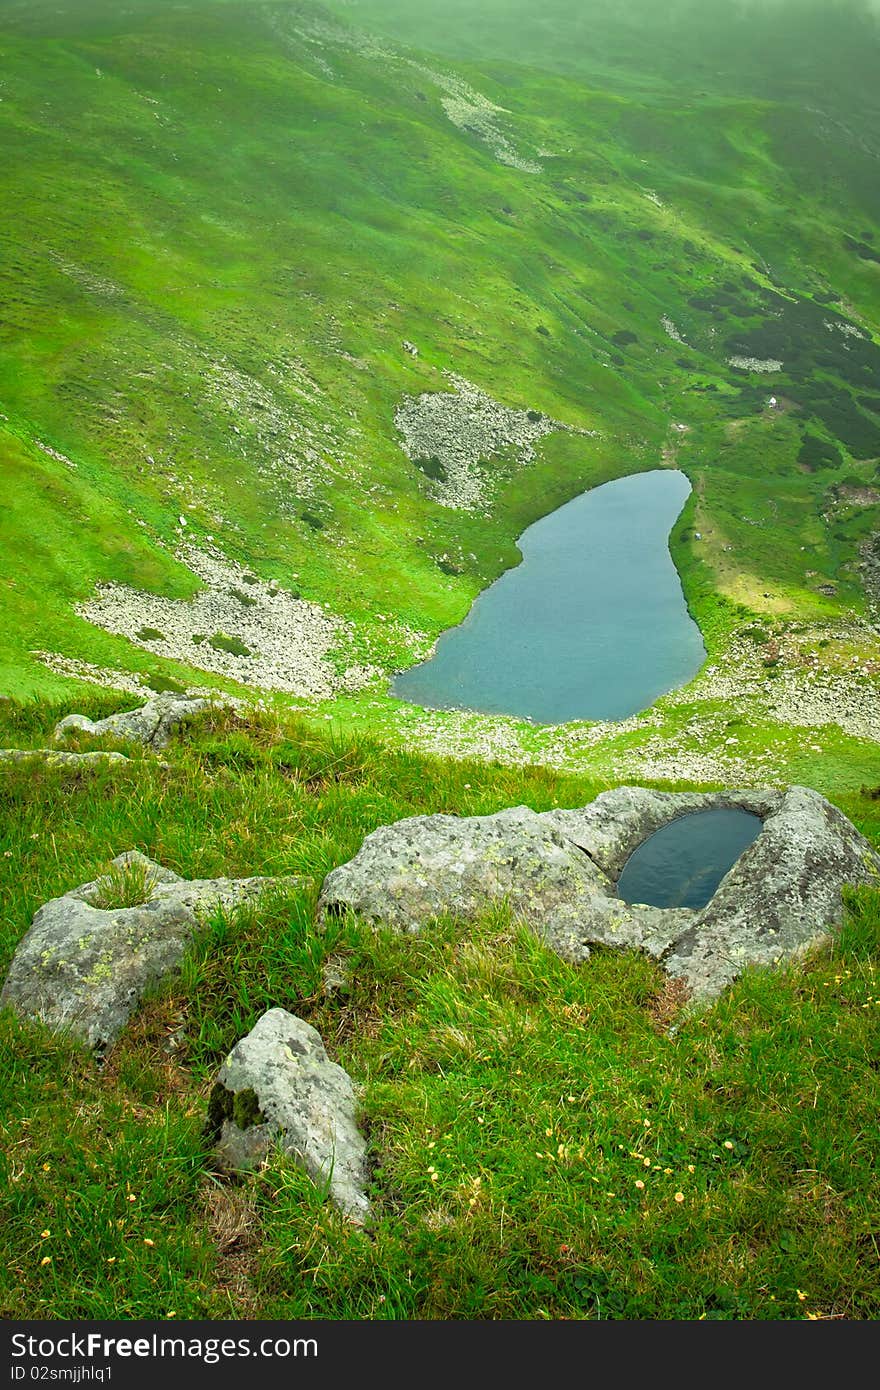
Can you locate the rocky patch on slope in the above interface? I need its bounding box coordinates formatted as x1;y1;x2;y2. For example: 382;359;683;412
0;748;130;768
395;373;587;512
75;545;377;698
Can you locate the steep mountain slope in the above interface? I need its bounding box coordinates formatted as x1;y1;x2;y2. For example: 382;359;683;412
1;0;878;788
2;1;880;1325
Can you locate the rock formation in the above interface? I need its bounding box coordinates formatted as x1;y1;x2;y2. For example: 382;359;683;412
1;851;289;1052
208;1008;370;1224
54;691;226;750
0;748;130;768
319;786;880;1002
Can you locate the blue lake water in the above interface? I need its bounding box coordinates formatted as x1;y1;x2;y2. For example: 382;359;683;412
392;469;706;723
616;808;764;909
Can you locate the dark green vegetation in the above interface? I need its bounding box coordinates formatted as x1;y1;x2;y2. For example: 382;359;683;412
1;699;879;1320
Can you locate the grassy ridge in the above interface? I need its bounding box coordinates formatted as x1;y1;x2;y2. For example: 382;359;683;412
1;2;880;1318
1;698;878;1319
0;0;878;725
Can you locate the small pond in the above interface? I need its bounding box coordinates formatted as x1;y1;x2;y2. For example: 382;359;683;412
392;469;705;724
616;808;764;910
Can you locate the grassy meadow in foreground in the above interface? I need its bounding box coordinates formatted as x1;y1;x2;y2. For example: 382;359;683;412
1;699;879;1320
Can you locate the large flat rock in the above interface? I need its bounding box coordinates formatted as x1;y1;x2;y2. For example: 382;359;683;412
318;786;880;1002
1;851;286;1052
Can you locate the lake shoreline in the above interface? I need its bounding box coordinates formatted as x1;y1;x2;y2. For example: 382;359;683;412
392;469;705;724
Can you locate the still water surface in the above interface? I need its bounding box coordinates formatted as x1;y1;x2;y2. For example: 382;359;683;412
393;469;705;723
616;808;764;909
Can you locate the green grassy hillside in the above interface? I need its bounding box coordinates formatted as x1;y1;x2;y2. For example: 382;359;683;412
2;0;880;1322
0;0;877;791
1;697;879;1320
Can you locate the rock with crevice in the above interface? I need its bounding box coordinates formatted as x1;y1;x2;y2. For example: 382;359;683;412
54;691;232;750
663;785;880;999
208;1008;370;1224
1;851;290;1052
540;786;783;878
318;786;880;1003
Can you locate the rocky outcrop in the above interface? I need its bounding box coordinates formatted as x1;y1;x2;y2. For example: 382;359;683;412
318;786;880;1003
208;1009;370;1224
54;692;227;750
320;805;609;934
1;852;289;1052
75;546;374;700
394;373;581;512
662;785;880;999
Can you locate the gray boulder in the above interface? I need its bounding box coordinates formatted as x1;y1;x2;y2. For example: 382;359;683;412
319;804;611;933
208;1008;370;1224
318;786;880;1003
1;851;288;1052
54;692;233;750
0;748;129;768
664;784;880;999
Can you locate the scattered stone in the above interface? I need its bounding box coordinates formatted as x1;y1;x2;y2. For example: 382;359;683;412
34;439;77;470
397;613;880;780
662;785;880;1000
727;355;783;373
208;1008;370;1224
661;316;687;344
277;11;542;173
861;531;880;623
75;546;378;699
32;652;148;696
0;748;130;768
395;373;589;512
319;805;609;934
1;852;290;1052
54;691;226;750
319;787;880;1003
321;956;350;997
424;67;543;174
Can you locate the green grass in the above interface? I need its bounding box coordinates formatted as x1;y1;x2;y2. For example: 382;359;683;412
2;0;880;1322
1;699;878;1320
88;857;160;910
0;0;878;736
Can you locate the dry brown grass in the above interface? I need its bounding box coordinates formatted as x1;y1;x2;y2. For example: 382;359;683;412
202;1182;263;1316
647;976;691;1031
